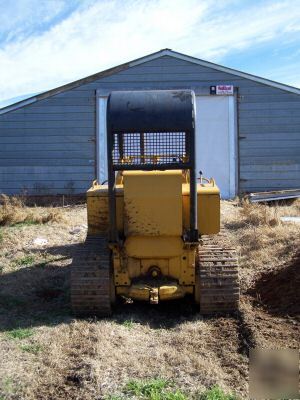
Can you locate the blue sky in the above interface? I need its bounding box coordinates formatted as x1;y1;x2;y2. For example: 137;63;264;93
0;0;300;108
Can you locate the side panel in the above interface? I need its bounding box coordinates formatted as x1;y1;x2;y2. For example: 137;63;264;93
87;185;124;235
183;184;220;235
197;193;220;235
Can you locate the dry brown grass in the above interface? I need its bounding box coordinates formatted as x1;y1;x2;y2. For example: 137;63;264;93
0;200;299;399
239;200;280;227
0;195;63;226
14;314;243;400
222;199;300;291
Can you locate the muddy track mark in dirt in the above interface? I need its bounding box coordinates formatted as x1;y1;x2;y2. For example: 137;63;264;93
237;301;257;356
206;316;248;396
64;325;96;388
33;322;99;400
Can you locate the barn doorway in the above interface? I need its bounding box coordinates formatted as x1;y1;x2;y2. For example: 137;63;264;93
195;95;237;199
97;93;237;199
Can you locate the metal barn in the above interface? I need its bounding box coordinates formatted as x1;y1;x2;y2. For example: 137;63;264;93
0;49;299;199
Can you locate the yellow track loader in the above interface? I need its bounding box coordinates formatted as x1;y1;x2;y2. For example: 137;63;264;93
71;90;239;316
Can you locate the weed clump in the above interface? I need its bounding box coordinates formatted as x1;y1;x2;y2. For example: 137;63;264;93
240;200;280;227
105;380;238;400
13;255;36;267
108;378;187;399
20;344;42;355
6;328;34;340
0;195;63;226
198;385;238;399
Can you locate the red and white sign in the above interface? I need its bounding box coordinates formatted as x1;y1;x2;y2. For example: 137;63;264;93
216;85;234;95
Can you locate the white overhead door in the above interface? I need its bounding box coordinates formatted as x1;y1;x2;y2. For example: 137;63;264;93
195;95;237;199
97;94;237;199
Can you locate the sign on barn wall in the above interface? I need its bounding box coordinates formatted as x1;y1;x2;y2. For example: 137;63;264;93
210;85;234;95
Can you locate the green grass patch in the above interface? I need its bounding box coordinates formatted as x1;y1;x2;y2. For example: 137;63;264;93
10;252;64;271
13;255;36;267
6;328;34;340
19;343;42;355
124;378;172;397
105;381;238;400
35;254;65;268
0;377;16;397
122;319;135;329
198;386;238;400
12;220;40;227
106;379;187;399
0;229;3;243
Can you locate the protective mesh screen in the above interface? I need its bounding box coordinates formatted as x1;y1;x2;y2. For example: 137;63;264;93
112;132;188;168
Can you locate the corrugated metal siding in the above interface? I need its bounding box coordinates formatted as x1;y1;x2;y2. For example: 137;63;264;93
0;89;96;194
238;87;300;191
0;55;299;194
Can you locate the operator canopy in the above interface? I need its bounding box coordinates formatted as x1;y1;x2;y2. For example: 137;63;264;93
107;90;195;133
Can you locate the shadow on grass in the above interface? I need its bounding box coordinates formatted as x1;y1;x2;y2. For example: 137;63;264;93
0;265;72;332
0;241;234;333
112;296;201;330
0;242;79;333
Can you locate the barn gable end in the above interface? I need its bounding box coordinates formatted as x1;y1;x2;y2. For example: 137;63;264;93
0;51;299;195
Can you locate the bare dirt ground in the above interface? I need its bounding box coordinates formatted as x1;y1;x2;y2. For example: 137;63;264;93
0;200;299;399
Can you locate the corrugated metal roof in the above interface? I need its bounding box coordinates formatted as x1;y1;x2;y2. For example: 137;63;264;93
1;48;299;115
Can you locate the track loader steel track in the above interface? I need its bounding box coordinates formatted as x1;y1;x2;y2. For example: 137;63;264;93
71;235;113;317
197;237;240;314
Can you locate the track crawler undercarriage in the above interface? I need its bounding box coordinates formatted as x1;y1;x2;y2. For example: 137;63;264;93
71;90;240;316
